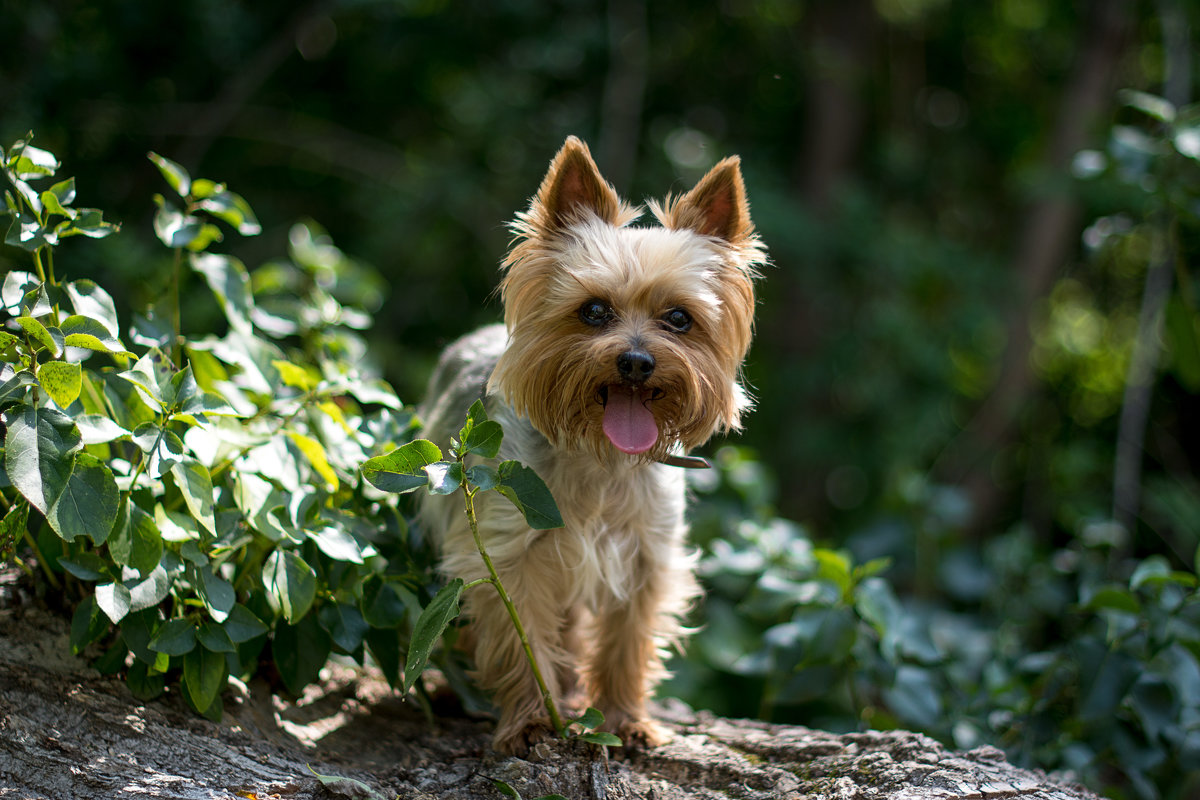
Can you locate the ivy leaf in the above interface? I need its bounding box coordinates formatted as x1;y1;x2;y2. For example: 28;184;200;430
37;360;82;409
403;578;463;694
263;550;317;623
360;439;442;494
496;460;563;530
3;403;82;515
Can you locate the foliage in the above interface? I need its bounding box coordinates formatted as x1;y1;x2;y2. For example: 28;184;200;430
0;137;436;719
672;446;1200;800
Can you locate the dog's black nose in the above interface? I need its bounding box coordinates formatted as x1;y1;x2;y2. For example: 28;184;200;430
617;349;655;383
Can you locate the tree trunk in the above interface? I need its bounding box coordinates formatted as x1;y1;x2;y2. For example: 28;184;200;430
0;604;1101;800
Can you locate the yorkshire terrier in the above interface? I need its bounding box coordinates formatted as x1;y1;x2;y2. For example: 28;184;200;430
418;136;764;755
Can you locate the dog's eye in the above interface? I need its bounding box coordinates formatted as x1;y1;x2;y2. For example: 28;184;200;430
662;308;692;333
578;300;613;327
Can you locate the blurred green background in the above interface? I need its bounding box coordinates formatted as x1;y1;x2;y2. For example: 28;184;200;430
4;1;1199;797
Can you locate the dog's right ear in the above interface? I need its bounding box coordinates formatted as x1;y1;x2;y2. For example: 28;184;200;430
533;136;623;228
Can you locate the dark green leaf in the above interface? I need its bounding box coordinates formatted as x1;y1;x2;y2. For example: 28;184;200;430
183;644;227;712
196;620;237;653
69;595;109;654
4;401;81;516
360;439;442;494
149;617;197;656
58;552;109;580
191;252;254;334
365;627;402;689
404;578;463;694
223;604;269;643
360;576;408;628
47;452;119;544
319;602;370;653
462;419;503;459
273;612;332;695
107;498;163;577
572;706;605;731
263;550;317;623
496;460;563;530
465;464;499;491
126;659;166;701
194;565;236;623
578;732;622;747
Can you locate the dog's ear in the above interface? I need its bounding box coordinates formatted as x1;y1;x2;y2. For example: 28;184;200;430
534;136;622;228
666;156;754;244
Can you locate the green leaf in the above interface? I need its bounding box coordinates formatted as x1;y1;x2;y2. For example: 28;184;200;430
308;524;366;564
127;565;171;613
126;659;166;701
191;252;254;334
465;464;499;491
194;565;236;623
60;314;128;355
365;627;402;689
424;460;463;495
132;422;186;477
196;620;236;653
496;460;563;530
170;459;216;535
75;414;129;445
148;152;191;197
65;280;120;337
59;207;119;240
108;498;164;577
148;617;197;656
360;577;408;628
578;732;623;747
69;595;108;654
223;604;269;643
572;707;605;731
1;271;40;315
37;360;82;409
462;419;503;459
273;612;332;695
319;602;370;653
1175;126;1200;161
1118;89;1175;123
183;644;227;713
0;501;30;555
41;177;76;217
197;187;261;236
3;403;82;515
263;550;317;623
58;552;109;580
47;452;119;544
10;141;59;179
15;315;59;355
272;359;318;391
360;439;442;494
153;198;220;251
95;581;133;624
404;578;463;694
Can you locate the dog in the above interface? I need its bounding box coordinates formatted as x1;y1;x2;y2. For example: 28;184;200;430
418;136;764;755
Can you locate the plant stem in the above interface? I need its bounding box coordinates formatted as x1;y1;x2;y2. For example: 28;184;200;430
461;480;565;736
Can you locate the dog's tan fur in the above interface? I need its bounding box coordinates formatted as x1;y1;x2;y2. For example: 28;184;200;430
419;137;764;755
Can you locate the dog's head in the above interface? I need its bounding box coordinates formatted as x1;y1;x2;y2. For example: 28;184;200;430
489;136;765;463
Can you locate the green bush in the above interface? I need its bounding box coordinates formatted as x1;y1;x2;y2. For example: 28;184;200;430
0;135;433;718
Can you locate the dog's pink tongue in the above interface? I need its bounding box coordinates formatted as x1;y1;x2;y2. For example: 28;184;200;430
602;387;658;454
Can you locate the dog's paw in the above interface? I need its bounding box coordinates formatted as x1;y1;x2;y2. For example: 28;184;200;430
493;717;558;757
615;717;671;750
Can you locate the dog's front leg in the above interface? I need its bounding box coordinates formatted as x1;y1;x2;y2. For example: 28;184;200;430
467;536;577;756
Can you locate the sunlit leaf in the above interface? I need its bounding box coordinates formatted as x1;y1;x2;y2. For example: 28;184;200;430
263;549;317;623
148;152;191;197
3;403;82;514
37;360;82;409
47;452;119;544
360;439;442;494
495;460;563;530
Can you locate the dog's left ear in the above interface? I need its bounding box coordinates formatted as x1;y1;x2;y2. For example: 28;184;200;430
534;136;623;229
667;156;754;244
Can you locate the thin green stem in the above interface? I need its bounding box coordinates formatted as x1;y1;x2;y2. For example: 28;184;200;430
461;478;565;736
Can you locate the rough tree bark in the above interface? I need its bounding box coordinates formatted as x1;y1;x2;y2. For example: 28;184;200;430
0;603;1101;800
